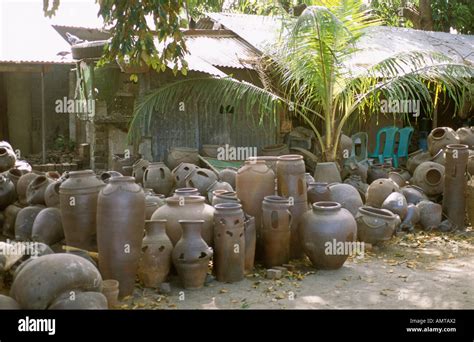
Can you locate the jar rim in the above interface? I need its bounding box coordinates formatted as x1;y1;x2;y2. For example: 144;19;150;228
312;201;341;211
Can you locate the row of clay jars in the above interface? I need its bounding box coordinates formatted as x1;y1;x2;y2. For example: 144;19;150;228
276;155;307;259
236;160;275;252
261;196;291;268
143;162;174;197
59;170;105;252
97;176;145;298
355;206;400;245
213;203;245;283
299;202;357;269
442;144;469;230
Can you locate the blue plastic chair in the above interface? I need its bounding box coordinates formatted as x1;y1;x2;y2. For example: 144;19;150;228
393;126;414;167
368;126;399;165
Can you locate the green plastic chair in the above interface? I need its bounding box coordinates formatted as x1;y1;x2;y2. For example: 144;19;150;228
368;126;399;165
350;132;368;162
393;126;414;167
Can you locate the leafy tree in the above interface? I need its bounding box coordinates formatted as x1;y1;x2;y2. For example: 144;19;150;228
130;0;473;162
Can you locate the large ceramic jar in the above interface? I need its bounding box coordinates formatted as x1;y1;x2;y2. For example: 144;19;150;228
172;163;199;188
343;174;369;202
0;145;16;172
261;196;291;268
143;162;174;196
213;203;245;283
442;144;469;230
185;168;218;197
467;177;474;227
456;127;474;149
172;220;213;289
151;195;215;246
218;167;238;189
313;162;341;183
167;147;199;170
15;205;45;241
97;176;145;297
328;183;364;216
59;170;105;251
0;175;16;210
417;200;442;231
307;182;331;204
400;185;427;204
4;168;22;189
412;161;445;196
365;179;400;208
31;207;64;245
276;155;307;259
16;173;38;206
131;159;150;185
26;175;53;205
236;160;275;239
381;191;408;220
138;220;173;288
355;206;399;244
299;202;357;269
428;127;460;156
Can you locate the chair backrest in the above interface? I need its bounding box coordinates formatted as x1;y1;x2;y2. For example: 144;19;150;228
373;126;399;158
396;126;414;158
351;132;368;162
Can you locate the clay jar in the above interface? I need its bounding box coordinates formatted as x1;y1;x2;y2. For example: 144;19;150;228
31;207;64;245
381;192;408;220
15;205;45;241
261;196;291;268
213;203;245;283
97;176;145;297
355;206;400;245
343;175;369;202
167;147;200;170
102;279;120;309
59;170;105;251
143;162;174;196
212;190;240;206
138;220;173;288
388;172;406;188
151;195;215;246
10;253;102;309
2;203;22;238
144;189;165;220
0;175;16;210
172;220;213;289
185;168;218;197
44;181;60;207
305;173;315;185
367;163;389;183
400;185;427;204
0;146;16;172
456;127;474;149
412;161;445;196
299;202;357;269
442;144;469;230
416;200;442;231
172;163;199;188
16;172;38;206
276;155;307;259
26;175;53;205
328;183;363;216
236;160;275;241
313;162;342;183
218;167;238;189
428;127;460;156
365;179;400;208
131;159;150;185
5;168;22;188
307;182;331;204
207;181;233;203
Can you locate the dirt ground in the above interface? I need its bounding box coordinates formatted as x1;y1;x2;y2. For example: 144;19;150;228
119;228;474;310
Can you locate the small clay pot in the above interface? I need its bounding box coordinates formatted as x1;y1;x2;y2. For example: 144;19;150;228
416;200;442;231
143;162;174;196
365;179;400;208
102;279;120;309
207;180;233;203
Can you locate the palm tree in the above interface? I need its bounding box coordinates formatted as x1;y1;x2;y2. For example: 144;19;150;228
129;0;474;162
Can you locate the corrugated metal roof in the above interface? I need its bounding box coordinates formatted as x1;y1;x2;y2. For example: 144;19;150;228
0;0;73;65
184;31;260;69
207;12;474;67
